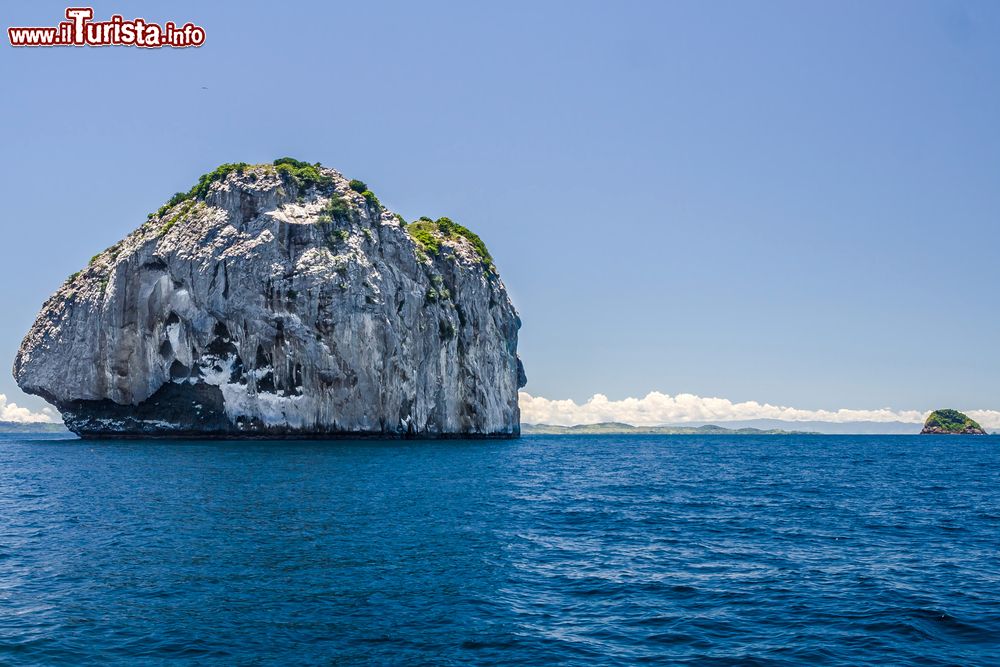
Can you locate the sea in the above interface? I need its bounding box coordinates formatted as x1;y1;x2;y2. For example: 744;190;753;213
2;432;998;665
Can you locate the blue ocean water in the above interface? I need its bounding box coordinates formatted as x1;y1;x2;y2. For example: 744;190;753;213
1;433;999;665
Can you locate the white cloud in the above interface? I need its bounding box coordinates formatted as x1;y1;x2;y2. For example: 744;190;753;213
0;394;56;423
966;411;1000;430
519;391;1000;430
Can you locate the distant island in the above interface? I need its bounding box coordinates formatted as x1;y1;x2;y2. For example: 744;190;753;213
521;422;817;435
920;409;987;435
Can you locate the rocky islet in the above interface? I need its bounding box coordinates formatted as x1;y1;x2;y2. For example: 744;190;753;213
13;159;525;438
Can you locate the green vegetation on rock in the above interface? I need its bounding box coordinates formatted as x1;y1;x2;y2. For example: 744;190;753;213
159;200;197;236
272;157;331;191
407;223;441;257
137;161;495;281
190;162;252;200
149;158;333;221
343;179;381;207
404;216;494;270
920;409;986;435
317;195;354;224
88;243;122;266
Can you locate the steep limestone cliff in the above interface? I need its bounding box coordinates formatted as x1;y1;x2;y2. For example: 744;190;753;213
14;160;525;438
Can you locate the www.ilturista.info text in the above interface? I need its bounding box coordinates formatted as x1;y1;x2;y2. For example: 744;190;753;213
8;8;205;48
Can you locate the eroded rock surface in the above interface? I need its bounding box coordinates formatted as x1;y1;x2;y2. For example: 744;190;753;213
14;162;524;438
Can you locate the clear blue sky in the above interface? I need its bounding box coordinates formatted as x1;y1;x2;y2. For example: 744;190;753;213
2;0;999;416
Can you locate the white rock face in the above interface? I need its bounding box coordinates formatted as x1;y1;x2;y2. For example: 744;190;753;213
14;164;525;438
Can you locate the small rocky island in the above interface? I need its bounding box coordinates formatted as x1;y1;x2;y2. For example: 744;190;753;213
920;409;987;435
14;159;525;439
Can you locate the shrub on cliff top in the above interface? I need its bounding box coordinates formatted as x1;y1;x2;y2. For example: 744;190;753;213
406;222;441;257
273;158;330;191
149;159;332;219
152;190;195;219
436;217;454;235
273;157;312;170
436;217;493;267
404;217;494;270
348;179;367;193
189;163;251;200
452;223;493;267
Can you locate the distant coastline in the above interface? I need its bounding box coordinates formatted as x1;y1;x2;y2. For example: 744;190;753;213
0;421;68;433
522;422;818;435
523;421;999;436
